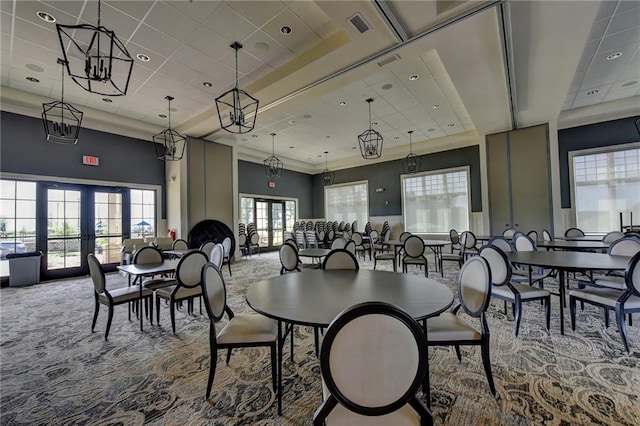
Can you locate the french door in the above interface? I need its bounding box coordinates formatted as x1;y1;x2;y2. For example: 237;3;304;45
39;183;126;280
255;199;285;250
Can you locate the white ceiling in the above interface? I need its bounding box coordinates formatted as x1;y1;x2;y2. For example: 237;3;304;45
1;0;639;174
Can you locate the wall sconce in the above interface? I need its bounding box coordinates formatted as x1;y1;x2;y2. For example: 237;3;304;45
375;187;386;193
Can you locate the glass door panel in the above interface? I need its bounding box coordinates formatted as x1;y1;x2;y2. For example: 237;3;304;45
255;201;269;248
46;188;83;273
94;191;123;265
272;202;284;246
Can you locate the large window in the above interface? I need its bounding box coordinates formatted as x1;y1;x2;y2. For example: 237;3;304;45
325;181;369;226
0;179;37;258
572;146;639;232
130;189;156;238
402;168;470;234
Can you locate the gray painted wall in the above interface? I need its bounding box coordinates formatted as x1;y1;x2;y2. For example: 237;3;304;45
311;145;482;217
558;115;640;208
238;160;313;218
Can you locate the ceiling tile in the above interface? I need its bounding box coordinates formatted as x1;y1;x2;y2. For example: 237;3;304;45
107;1;155;20
13;18;59;52
14;1;76;27
287;1;331;35
242;30;295;68
608;6;640;33
226;1;286;28
599;26;640;52
1;11;12;34
157;60;199;83
587;18;609;42
204;4;257;43
186;26;231;59
131;24;182;57
594;0;618;20
79;2;141;40
144;2;200;41
163;0;222;24
262;8;322;55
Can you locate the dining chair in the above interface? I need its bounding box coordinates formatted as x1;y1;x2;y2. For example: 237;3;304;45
331;237;346;250
502;228;516;239
373;228;390;255
373;233;396;272
222;237;233;276
603;231;625;243
322;249;359;270
238;233;247;256
511;233;554;287
488;236;513;253
462;231;479;258
582;237;640;290
564;227;585;238
570;251;640;353
526;230;538;241
326;228;335;243
88;253;154;340
306;231;318;248
313;301;432;426
351;220;358;233
317;230;326;248
199;241;215;258
155;250;208;334
132;246;176;291
172;239;189;250
209;243;224;270
426;256;496;395
344;240;356;256
351;232;370;260
279;242;301;274
296;231;307;249
248;232;260;257
480;245;551;336
441;231;467;268
542;229;553;242
120;238;144;265
402;235;428;277
201;263;277;399
449;229;461;253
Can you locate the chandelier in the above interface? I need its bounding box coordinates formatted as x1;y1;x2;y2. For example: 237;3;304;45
56;0;133;96
358;98;383;159
41;58;83;145
215;42;259;134
322;151;334;186
402;130;421;174
264;133;284;179
153;96;186;161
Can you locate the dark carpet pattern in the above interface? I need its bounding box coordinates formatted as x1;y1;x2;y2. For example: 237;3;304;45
1;250;639;425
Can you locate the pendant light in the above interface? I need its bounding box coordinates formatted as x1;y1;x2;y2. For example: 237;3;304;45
57;0;133;96
153;96;186;161
215;42;259;134
41;58;83;145
402;130;421;174
264;133;283;179
322;151;334;186
358;98;383;159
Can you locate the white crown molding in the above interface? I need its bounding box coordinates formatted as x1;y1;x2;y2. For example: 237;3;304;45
557;96;640;130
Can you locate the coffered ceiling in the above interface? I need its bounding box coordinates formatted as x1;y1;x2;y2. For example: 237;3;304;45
1;0;639;174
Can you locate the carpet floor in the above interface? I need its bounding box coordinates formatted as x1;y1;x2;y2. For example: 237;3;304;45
1;250;638;425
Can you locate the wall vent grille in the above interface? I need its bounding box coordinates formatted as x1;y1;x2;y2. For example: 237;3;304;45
347;13;370;34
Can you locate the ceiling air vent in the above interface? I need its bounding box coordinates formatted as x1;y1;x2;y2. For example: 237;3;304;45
347;13;370;34
377;54;401;67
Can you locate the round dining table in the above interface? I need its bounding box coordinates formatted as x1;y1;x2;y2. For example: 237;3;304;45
246;269;454;414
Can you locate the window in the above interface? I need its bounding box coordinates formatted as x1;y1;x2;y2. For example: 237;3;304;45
325;181;368;226
572;147;640;232
0;180;37;268
240;197;255;225
401;168;470;234
130;189;156;238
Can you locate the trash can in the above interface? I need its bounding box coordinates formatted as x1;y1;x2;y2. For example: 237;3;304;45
6;251;43;287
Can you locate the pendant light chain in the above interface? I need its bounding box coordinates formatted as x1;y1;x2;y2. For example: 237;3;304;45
408;130;413;154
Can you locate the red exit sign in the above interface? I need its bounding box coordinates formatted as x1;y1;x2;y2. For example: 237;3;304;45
83;155;100;166
268;181;276;188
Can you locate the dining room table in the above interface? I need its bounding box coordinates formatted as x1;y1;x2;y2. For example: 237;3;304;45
117;259;179;331
507;251;630;335
536;240;610;251
246;269;454;414
555;235;605;242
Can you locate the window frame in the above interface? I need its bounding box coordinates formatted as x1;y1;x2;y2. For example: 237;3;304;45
324;180;369;225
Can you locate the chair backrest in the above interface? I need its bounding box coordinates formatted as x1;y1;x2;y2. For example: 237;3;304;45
449;229;460;245
344;240;356;256
564;227;585;237
369;229;379;243
338;221;345;231
322;249;359;270
153;237;174;250
250;232;259;245
279;243;300;273
488;236;512;253
201;263;227;323
317;230;325;242
351;220;358;233
316;301;430;422
625;251;640;296
176;251;208;288
514;234;536;252
238;233;247;247
399;232;411;243
121;238;144;254
331;237;346;250
502;228;516;239
327;229;335;241
306;231;318;247
608;237;640;257
284;238;298;250
295;231;306;249
132;245;163;265
542;229;553;242
403;235;425;258
172;239;189;250
342;230;351;240
364;221;372;235
199;241;215;256
87;253;106;294
210;244;224;269
603;231;625;243
383;229;391;242
457;256;492;318
462;230;477;249
222;237;232;258
351;232;363;245
526;230;538;241
480;245;512;286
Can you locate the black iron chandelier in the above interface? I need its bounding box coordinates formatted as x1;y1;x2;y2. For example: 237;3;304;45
264;133;283;179
322;151;334;186
42;58;83;145
215;42;259;134
154;96;186;161
402;130;421;174
56;0;133;96
358;98;383;159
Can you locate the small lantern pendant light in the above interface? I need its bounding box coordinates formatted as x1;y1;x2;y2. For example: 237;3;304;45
264;133;284;179
358;98;383;159
42;58;83;145
153;96;186;161
322;151;334;186
402;130;421;174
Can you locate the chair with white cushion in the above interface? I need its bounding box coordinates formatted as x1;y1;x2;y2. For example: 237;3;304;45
313;301;432;426
502;228;516;239
564;227;585;238
542;229;553;242
133;246;176;291
344;240;356;256
201;263;277;399
279;243;301;275
603;231;625;243
402;235;428;277
199;241;215;258
172;239;189;251
427;256;496;395
582;237;640;290
512;233;554;287
488;236;513;253
221;237;233;276
209;244;224;270
322;249;359;270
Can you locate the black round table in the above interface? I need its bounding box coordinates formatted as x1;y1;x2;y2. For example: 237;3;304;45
536;240;610;251
246;269;453;414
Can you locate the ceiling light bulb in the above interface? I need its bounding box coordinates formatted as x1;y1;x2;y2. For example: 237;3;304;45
432;104;440;109
136;53;150;62
36;11;56;23
202;82;212;88
409;74;419;81
586;90;599;95
606;52;622;60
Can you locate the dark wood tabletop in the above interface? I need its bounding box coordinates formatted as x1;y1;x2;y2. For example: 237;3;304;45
536;240;610;251
508;251;628;271
555;235;605;242
117;259;179;276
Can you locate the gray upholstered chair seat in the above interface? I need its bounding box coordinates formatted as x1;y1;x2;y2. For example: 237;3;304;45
569;288;640;308
492;283;550;300
156;285;202;300
427;313;482;341
217;314;278;345
403;257;426;265
593;276;626;290
98;285;153;304
374;253;395;260
143;277;177;291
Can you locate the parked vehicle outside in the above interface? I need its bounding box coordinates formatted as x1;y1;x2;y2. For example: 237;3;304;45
0;241;27;259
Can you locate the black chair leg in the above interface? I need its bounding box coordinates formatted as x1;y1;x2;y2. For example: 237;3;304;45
206;335;217;399
170;300;176;334
616;307;631;354
226;348;232;364
91;296;100;332
270;344;277;391
481;340;496;396
514;300;522;337
105;305;114;340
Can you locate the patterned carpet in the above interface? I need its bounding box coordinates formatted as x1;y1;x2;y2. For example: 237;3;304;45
1;250;639;425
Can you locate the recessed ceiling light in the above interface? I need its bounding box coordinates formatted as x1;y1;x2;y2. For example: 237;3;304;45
326;136;331;139
586;89;599;95
102;98;113;103
622;80;638;87
36;11;55;23
428;128;435;132
202;82;213;88
317;154;322;158
606;52;622;60
352;146;357;150
432;104;440;109
159;114;167;118
408;74;419;81
288;120;296;125
339;101;347;106
303;114;312;119
394;136;400;140
289;146;295;149
26;77;40;83
447;123;455;127
381;83;393;90
26;64;44;73
136;53;150;62
252;134;258;138
255;42;270;51
280;25;292;35
372;122;378;126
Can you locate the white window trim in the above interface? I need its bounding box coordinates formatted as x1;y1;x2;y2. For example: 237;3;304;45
324;180;369;223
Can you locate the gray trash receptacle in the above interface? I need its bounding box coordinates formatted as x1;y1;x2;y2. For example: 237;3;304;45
7;251;42;287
